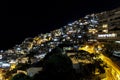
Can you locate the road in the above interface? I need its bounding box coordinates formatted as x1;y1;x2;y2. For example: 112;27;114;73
99;54;120;80
79;44;120;79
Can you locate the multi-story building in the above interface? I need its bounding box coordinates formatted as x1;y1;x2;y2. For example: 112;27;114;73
96;7;120;41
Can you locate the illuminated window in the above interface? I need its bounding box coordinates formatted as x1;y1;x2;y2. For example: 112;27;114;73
111;33;117;37
103;29;108;33
102;24;108;28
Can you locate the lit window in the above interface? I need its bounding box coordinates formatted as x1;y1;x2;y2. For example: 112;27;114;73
102;29;108;33
102;24;108;28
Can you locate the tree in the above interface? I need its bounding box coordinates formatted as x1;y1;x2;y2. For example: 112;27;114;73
59;41;73;48
93;59;105;74
43;47;63;61
16;63;30;71
33;47;75;80
11;73;31;80
44;54;75;80
104;42;117;57
4;69;17;79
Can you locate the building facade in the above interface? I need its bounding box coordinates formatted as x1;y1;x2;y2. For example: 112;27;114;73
96;7;120;41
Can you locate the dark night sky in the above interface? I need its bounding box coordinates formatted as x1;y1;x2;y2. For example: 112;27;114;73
4;0;120;50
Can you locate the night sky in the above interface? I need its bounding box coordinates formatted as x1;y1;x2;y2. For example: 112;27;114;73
4;0;120;50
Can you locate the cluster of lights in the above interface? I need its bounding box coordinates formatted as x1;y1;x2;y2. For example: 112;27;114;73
88;29;98;34
98;33;117;38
